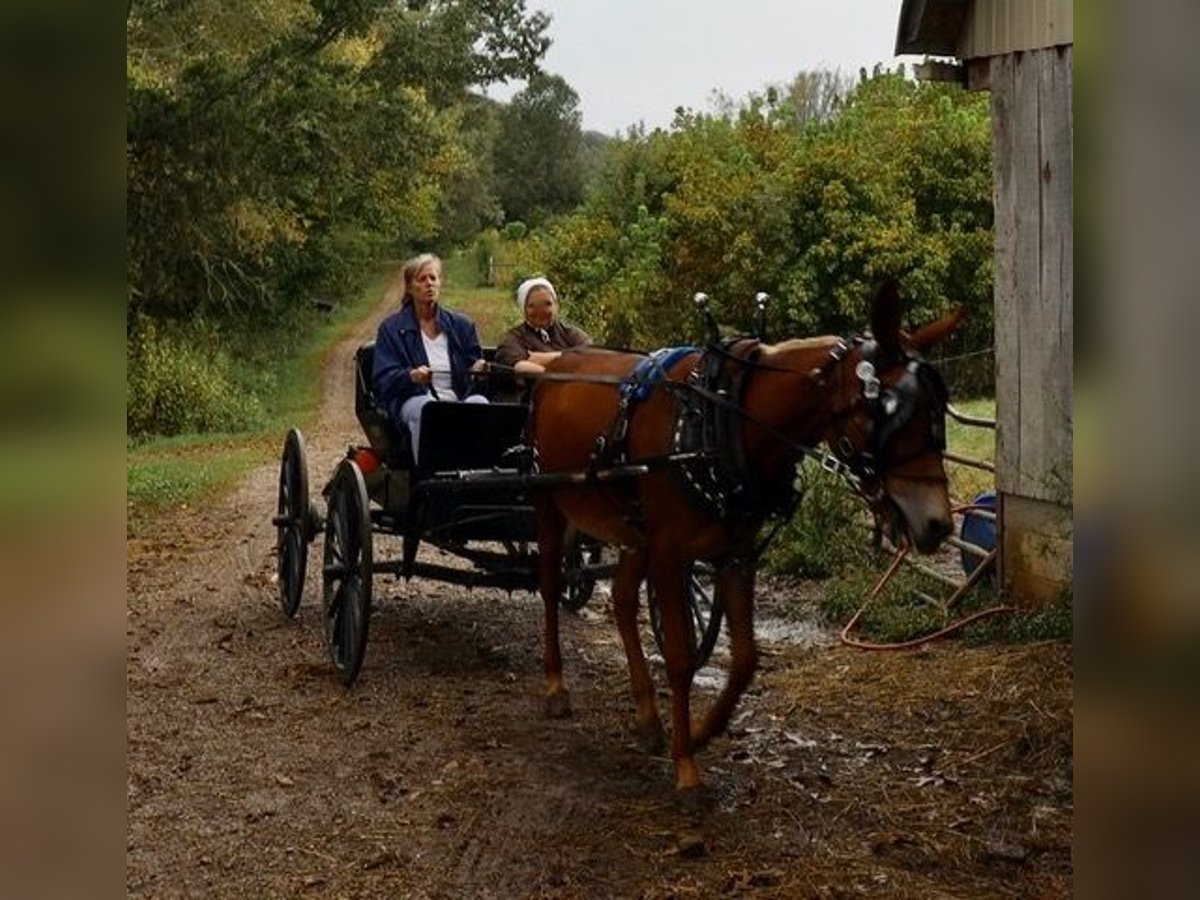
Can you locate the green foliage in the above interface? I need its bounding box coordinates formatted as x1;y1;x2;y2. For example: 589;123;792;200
127;0;550;327
820;567;1071;646
127;445;260;524
961;592;1072;644
493;72;585;225
525;69;994;393
434;95;504;247
502;220;528;241
764;461;872;579
126;270;389;528
471;228;501;285
438;249;510;344
127;315;265;438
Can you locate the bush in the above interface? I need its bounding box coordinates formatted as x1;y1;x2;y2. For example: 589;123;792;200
502;220;528;241
764;460;872;579
127;315;264;438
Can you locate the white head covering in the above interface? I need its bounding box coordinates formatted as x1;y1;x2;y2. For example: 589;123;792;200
516;277;557;314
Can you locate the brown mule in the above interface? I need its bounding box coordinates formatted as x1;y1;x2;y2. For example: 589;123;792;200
529;280;961;794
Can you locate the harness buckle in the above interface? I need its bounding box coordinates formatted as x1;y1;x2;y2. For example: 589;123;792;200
821;453;846;477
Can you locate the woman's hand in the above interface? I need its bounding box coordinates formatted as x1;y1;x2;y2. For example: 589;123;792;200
469;358;489;377
410;365;432;385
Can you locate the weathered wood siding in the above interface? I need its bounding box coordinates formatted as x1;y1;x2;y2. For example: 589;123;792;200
991;45;1073;506
990;45;1073;605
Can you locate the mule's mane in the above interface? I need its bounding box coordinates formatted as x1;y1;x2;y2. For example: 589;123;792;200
759;336;838;356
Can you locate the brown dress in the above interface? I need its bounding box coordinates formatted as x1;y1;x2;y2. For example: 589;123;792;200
492;321;592;402
494;321;591;367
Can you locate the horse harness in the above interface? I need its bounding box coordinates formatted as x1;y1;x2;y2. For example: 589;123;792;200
812;334;950;501
593;338;797;524
581;332;949;557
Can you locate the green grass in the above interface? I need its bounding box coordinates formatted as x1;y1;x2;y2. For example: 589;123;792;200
945;396;995;505
439;249;518;346
127;442;263;527
820;556;1071;645
127;272;392;532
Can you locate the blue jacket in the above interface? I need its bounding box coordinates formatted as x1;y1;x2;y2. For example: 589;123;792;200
372;302;485;424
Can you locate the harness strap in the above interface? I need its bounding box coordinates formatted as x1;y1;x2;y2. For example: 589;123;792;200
595;346;699;467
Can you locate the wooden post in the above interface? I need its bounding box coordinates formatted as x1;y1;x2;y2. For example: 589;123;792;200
989;46;1073;607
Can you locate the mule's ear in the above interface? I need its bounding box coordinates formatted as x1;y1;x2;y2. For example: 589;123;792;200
869;278;903;358
907;307;965;354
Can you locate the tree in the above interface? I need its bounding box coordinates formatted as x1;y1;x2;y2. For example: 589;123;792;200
526;69;994;390
127;0;551;325
493;72;584;225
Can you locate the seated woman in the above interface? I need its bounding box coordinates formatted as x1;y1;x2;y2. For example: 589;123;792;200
372;253;488;463
495;277;591;375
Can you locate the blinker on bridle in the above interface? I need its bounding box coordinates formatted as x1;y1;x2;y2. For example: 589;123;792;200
811;333;950;488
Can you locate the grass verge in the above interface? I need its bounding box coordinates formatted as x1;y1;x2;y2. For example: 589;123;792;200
127;272;389;535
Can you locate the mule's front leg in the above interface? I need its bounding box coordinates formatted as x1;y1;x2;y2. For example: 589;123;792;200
648;552;703;793
611;549;663;752
536;499;571;718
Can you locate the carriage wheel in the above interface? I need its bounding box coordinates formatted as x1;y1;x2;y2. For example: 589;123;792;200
322;459;373;686
560;526;603;612
648;561;724;670
275;428;310;618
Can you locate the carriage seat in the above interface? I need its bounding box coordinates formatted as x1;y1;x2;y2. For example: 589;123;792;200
355;342;415;467
354;342;528;474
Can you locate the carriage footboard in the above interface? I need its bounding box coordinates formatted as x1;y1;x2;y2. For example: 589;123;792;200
414;462;651;496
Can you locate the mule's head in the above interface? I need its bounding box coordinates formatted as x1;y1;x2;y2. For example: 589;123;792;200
821;280;962;554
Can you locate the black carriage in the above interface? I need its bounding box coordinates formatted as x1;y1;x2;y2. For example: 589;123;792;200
273;343;723;685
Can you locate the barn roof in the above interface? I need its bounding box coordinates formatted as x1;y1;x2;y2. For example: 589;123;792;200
896;0;1073;60
894;0;969;56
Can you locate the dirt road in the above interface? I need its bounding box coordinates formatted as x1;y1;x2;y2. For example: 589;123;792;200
127;304;1072;898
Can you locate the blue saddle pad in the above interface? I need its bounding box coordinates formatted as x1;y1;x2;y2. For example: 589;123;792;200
619;346;697;403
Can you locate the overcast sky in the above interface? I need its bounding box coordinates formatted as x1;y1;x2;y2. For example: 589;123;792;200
486;0;920;135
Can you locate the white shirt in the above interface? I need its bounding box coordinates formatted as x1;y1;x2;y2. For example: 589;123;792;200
420;331;457;399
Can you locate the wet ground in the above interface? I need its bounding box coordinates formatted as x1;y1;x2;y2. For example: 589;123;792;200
127;300;1072;897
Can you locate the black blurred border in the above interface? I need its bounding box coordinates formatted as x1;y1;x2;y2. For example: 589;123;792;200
0;2;126;898
1077;0;1200;897
2;0;1198;895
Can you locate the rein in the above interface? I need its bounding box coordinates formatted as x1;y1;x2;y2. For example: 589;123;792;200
486;352;866;492
488;338;947;505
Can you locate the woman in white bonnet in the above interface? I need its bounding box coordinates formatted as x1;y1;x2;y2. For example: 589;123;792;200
494;276;591;374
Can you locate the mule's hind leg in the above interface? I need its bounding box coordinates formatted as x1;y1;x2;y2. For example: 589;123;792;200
647;549;704;793
536;498;571;718
691;562;757;750
611;548;663;752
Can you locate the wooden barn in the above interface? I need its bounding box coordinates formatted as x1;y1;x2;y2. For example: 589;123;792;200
895;0;1073;606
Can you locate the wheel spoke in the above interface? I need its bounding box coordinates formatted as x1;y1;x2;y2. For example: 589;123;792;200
340;574;362;664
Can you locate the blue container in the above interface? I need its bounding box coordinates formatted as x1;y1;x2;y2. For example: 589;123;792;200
960;491;997;578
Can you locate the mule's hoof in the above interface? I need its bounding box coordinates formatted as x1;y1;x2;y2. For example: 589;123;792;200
635;719;666;755
544;690;573;719
677;784;715;817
